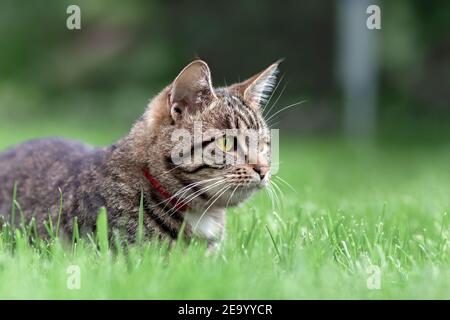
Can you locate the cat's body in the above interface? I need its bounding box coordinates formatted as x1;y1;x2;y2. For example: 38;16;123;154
0;138;114;239
0;60;277;247
0;136;210;243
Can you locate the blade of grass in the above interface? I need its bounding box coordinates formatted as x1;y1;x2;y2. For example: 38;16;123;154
55;188;63;237
96;207;109;255
266;224;283;263
137;190;144;245
10;181;17;228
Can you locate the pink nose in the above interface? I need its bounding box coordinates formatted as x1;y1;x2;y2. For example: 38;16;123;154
251;165;270;179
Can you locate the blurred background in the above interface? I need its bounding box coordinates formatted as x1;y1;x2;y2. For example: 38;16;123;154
0;0;449;146
1;0;449;299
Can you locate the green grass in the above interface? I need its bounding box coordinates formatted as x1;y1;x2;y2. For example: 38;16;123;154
0;123;449;299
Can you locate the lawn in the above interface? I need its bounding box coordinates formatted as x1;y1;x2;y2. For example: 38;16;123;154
0;121;449;299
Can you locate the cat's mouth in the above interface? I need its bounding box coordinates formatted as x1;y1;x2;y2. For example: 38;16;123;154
203;178;268;208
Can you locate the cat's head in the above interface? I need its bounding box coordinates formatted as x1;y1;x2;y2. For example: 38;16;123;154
142;60;279;208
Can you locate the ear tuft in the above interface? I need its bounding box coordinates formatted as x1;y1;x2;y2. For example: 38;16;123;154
230;60;282;109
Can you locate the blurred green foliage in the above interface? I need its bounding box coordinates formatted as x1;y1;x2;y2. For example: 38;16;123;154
0;0;449;136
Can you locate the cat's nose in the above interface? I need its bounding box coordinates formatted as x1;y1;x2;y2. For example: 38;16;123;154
252;165;270;180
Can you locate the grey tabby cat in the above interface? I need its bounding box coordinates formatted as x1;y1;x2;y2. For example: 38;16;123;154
0;60;278;248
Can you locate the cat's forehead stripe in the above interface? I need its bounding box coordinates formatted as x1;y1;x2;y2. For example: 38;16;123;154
201;93;267;131
228;95;262;130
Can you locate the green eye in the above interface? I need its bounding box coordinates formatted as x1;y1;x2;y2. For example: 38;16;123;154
217;137;234;152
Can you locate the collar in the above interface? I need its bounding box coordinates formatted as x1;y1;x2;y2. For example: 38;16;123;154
142;168;189;213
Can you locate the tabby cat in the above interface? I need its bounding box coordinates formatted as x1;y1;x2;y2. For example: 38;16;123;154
0;60;278;248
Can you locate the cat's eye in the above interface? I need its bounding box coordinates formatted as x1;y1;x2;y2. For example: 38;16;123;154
217;137;234;152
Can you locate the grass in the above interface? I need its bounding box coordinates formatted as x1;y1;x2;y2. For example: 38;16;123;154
0;122;449;299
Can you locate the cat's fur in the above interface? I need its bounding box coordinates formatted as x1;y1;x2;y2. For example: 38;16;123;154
0;60;277;247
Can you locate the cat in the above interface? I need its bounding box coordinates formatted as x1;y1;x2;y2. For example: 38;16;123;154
0;60;278;248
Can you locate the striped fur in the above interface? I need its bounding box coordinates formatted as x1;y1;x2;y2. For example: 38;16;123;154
0;60;278;247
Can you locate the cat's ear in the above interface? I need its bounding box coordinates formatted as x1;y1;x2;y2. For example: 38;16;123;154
169;60;217;121
230;60;281;109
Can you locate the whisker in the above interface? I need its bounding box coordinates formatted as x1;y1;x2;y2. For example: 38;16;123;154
262;74;285;115
268;184;279;211
193;185;231;233
266;100;307;123
169;178;224;208
150;177;221;210
166;179;228;217
274;176;297;194
267;120;280;129
270;180;284;209
268;181;281;210
263;187;275;212
225;184;240;208
264;82;287;118
201;182;230;209
178;179;227;206
153;163;183;179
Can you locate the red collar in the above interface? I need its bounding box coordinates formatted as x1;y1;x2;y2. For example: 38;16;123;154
142;168;188;212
